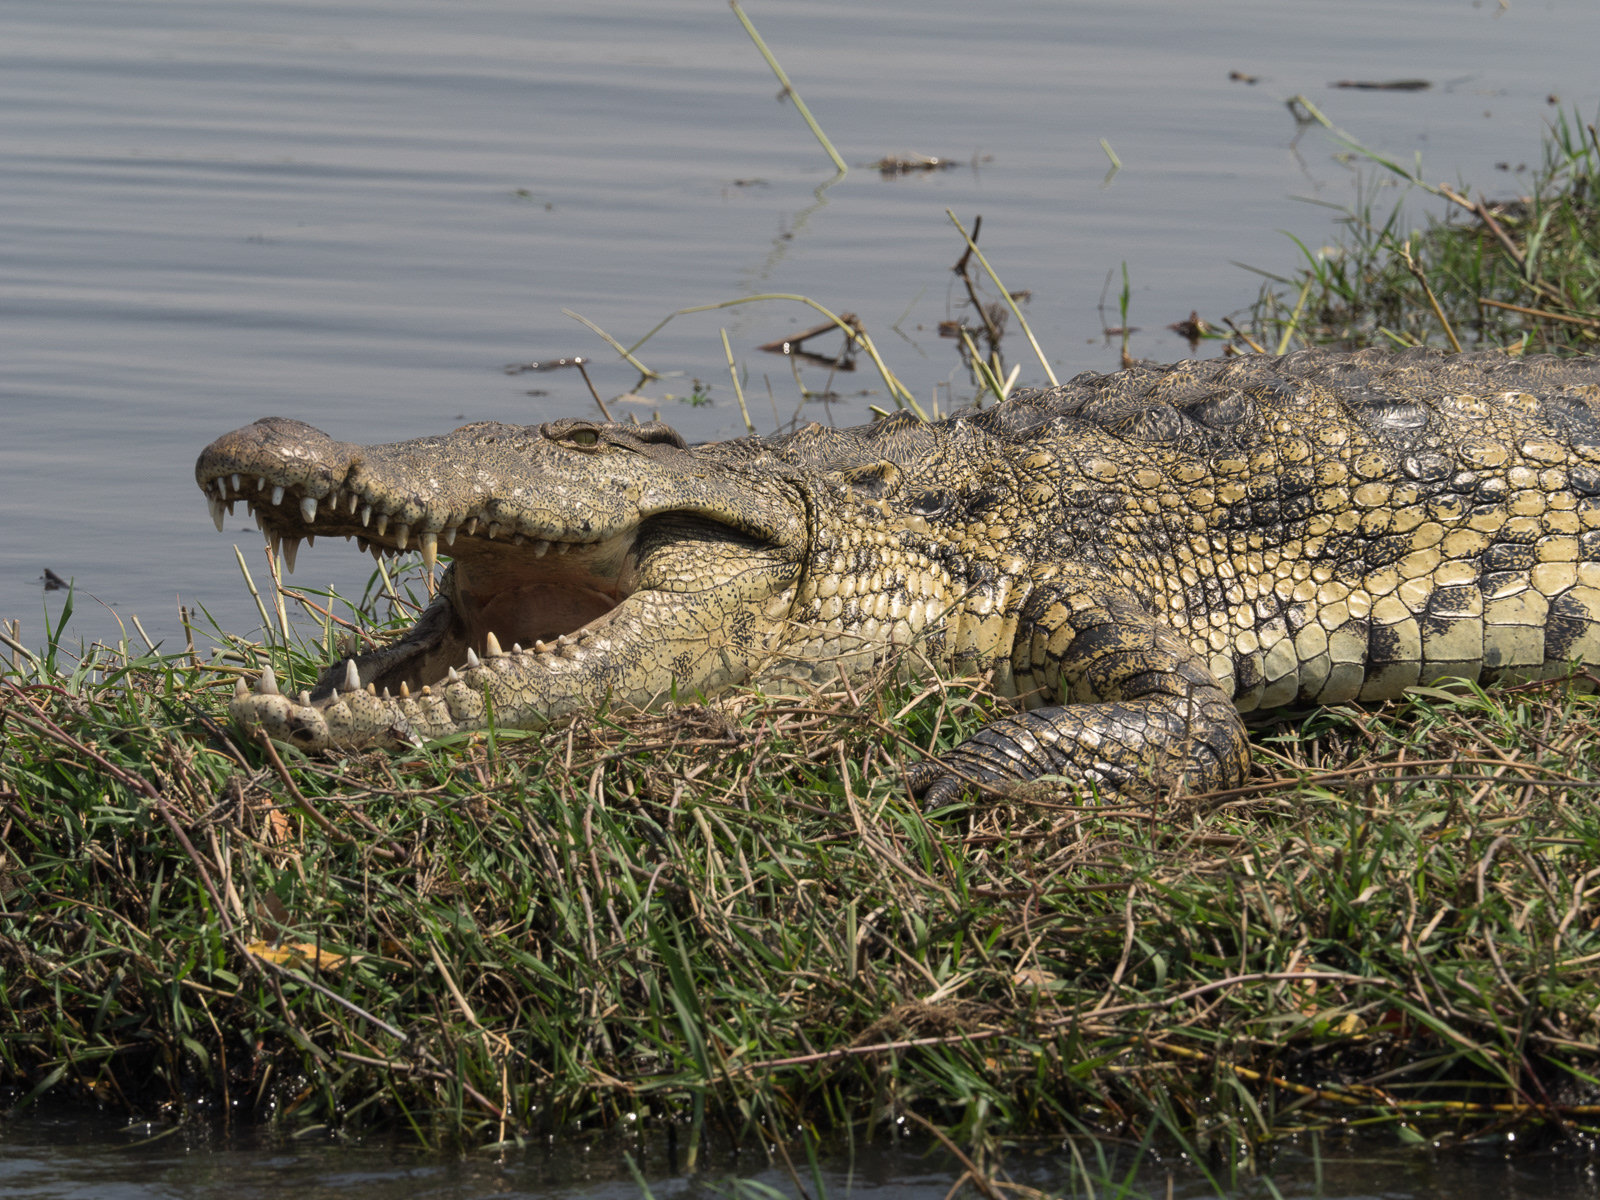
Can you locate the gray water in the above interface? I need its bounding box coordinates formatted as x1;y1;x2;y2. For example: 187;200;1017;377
2;1111;1598;1200
3;0;1598;650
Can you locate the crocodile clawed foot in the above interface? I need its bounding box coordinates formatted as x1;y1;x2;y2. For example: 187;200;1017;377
906;754;1009;813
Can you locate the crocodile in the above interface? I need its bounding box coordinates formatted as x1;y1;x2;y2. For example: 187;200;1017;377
197;348;1600;805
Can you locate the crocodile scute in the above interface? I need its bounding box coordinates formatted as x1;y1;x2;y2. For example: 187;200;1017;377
196;347;1600;805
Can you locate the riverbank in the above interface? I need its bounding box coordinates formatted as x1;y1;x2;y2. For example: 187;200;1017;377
5;118;1600;1164
4;575;1600;1162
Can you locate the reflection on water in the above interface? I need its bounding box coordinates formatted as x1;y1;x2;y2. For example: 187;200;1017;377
2;1111;1599;1199
2;0;1597;647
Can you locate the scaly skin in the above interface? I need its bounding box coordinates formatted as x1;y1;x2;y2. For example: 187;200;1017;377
196;348;1600;804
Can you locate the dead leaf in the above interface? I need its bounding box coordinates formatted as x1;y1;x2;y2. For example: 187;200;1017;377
246;940;356;972
1011;968;1056;990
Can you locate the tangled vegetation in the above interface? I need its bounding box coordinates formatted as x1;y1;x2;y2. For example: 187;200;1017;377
3;565;1600;1170
1233;101;1599;360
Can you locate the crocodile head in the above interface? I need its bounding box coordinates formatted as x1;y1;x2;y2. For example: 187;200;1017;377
196;416;808;749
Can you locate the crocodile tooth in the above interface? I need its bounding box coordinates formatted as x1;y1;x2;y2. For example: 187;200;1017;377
209;497;225;532
268;531;281;556
399;681;410;698
348;493;360;514
375;512;388;536
420;685;431;696
253;508;263;531
465;517;479;536
357;537;369;552
258;664;278;695
466;648;481;668
234;677;248;700
443;527;457;547
328;490;340;510
511;643;523;654
487;523;501;540
485;631;504;657
533;540;550;557
257;476;267;491
271;485;285;506
555;542;571;554
534;640;551;653
305;534;315;549
367;683;377;696
394;524;409;551
281;537;300;574
382;687;391;700
420;531;436;569
226;500;236;517
299;690;312;707
343;660;360;692
448;666;460;682
231;473;241;493
513;534;526;546
300;495;317;522
360;504;372;527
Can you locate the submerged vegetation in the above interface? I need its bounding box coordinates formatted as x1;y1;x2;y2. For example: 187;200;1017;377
4;66;1600;1196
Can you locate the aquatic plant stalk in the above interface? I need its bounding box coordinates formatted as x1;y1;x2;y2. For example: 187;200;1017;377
729;1;848;177
946;210;1059;386
626;292;925;418
563;309;659;380
1275;273;1313;355
721;328;755;434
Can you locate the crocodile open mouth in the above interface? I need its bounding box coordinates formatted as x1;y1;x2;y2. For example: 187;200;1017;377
196;413;809;748
199;468;642;698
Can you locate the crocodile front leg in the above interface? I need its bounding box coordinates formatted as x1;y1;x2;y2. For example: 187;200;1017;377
908;585;1249;808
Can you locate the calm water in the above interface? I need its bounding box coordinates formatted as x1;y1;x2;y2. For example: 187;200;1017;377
3;0;1598;650
2;1111;1599;1200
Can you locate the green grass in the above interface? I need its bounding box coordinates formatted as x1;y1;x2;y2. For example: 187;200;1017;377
3;565;1600;1162
1230;106;1599;357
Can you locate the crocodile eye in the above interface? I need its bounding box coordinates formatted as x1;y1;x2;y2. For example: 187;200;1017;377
567;429;599;447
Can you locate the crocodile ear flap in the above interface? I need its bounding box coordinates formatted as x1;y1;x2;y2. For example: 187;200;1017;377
627;421;690;451
834;459;902;500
